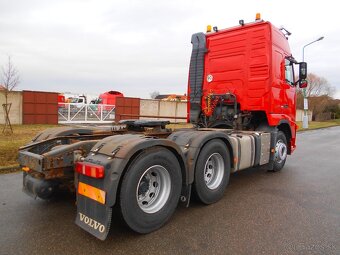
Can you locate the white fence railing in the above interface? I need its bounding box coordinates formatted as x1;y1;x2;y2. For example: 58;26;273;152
58;103;115;124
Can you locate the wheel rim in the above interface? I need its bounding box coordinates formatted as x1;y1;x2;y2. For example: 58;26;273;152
274;139;287;164
204;153;224;190
136;165;171;214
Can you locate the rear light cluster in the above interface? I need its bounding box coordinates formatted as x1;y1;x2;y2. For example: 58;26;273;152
75;162;105;179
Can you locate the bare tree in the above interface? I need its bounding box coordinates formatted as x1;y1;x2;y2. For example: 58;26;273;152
297;73;337;120
308;95;331;120
150;90;160;99
1;56;20;133
305;73;335;97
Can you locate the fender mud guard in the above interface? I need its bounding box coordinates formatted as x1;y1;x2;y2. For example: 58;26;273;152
168;129;234;183
75;194;112;240
87;134;186;207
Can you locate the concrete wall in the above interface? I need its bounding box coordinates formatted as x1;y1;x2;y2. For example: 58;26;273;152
140;99;187;122
141;100;312;123
296;109;312;122
0;91;23;124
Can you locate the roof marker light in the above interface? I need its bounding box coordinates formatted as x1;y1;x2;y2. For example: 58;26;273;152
207;25;212;33
256;13;261;21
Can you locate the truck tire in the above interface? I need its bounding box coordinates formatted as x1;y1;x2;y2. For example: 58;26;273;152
272;131;288;172
194;139;230;204
119;147;182;234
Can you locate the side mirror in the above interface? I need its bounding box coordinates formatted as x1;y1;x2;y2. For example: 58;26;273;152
299;62;307;80
299;80;308;88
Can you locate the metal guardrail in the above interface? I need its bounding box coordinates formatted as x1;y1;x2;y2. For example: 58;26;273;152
58;103;115;124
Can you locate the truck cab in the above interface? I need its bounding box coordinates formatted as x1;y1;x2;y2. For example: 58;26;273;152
188;17;307;154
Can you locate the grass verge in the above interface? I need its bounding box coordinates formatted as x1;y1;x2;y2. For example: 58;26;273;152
0;124;60;170
296;119;340;131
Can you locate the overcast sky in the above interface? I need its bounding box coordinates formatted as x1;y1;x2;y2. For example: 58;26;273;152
1;0;339;99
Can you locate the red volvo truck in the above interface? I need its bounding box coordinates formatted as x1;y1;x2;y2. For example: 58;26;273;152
18;16;307;240
98;91;124;106
96;90;124;113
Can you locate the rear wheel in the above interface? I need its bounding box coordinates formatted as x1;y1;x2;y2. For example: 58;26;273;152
194;139;230;204
272;131;288;171
119;147;182;233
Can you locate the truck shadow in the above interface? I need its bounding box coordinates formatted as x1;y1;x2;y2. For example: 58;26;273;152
106;166;271;239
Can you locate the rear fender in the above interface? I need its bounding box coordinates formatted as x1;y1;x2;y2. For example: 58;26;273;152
168;129;234;184
78;134;186;208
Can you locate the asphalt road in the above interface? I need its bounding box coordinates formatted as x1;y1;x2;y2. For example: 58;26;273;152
1;127;339;255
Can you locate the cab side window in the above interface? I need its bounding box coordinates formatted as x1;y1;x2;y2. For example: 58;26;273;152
285;59;294;85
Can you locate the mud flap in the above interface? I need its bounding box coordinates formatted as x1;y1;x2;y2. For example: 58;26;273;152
75;194;112;240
